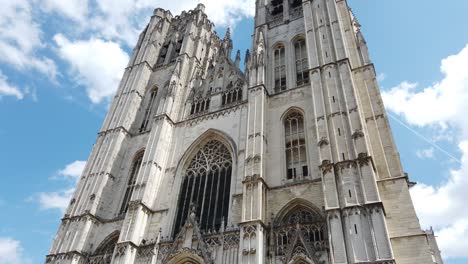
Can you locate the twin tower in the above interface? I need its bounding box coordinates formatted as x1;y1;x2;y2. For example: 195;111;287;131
46;1;443;263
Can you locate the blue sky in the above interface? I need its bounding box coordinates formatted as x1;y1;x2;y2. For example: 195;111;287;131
0;0;467;263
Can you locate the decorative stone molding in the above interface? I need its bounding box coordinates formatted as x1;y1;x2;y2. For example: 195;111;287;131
352;129;365;139
319;160;333;174
317;137;329;147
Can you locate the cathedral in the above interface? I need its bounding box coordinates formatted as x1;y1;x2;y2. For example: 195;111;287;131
46;1;443;263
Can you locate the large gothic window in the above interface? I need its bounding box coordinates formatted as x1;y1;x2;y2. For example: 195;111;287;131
294;38;309;86
174;140;232;236
284;111;309;180
119;152;144;215
274;44;287;92
139;88;158;133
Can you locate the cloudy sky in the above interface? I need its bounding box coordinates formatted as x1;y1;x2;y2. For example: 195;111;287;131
0;0;467;263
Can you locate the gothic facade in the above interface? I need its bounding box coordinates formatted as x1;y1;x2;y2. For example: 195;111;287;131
46;1;443;264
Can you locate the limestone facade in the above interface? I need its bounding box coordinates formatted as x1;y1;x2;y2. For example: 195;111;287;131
46;1;443;263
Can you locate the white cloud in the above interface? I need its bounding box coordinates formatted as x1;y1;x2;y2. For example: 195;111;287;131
0;72;24;100
38;188;75;212
54;34;129;104
382;45;468;131
382;44;468;258
0;238;30;264
46;0;255;47
158;0;255;27
37;0;89;22
416;147;435;160
58;160;86;180
37;161;86;212
0;0;57;78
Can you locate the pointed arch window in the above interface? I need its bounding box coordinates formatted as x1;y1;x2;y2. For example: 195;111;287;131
270;0;284;16
190;97;210;116
140;88;158;133
157;43;170;66
89;234;119;264
119;151;144;215
274;206;327;258
284;111;308;180
174;140;232;236
294;38;309;86
274;44;287;92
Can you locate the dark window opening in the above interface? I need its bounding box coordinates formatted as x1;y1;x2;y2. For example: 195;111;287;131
139;88;158;133
120;152;144;215
190;98;210;115
291;0;301;8
174;141;232;236
285;111;309;181
222;87;243;106
271;0;284;16
295;39;309;86
274;45;287;92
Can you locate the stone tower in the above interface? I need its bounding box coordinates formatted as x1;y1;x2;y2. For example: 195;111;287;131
46;1;443;264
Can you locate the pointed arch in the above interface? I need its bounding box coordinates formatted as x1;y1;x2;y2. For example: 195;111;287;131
273;199;327;259
176;129;237;171
139;85;159;133
274;198;325;225
173;129;237;237
273;42;287;92
119;149;145;214
167;253;204;264
89;232;119;264
292;35;309;86
282;109;309;180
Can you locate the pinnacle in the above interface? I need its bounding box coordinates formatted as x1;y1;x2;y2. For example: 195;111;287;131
224;27;231;41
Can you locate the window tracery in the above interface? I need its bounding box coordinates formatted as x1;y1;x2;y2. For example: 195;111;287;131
139;88;158;133
270;0;284;16
284;111;308;180
274;207;327;257
190;97;210;116
274;44;287;92
289;0;304;20
222;81;243;106
294;38;309;86
88;235;118;264
174;140;232;236
119;152;144;215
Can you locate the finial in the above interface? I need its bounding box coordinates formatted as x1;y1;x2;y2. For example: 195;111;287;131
196;3;205;12
245;49;251;63
235;50;241;68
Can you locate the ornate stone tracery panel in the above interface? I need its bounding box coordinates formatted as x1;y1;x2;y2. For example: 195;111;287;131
273;204;329;264
174;140;233;238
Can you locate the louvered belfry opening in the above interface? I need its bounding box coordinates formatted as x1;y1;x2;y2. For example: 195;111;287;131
174;140;232;236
